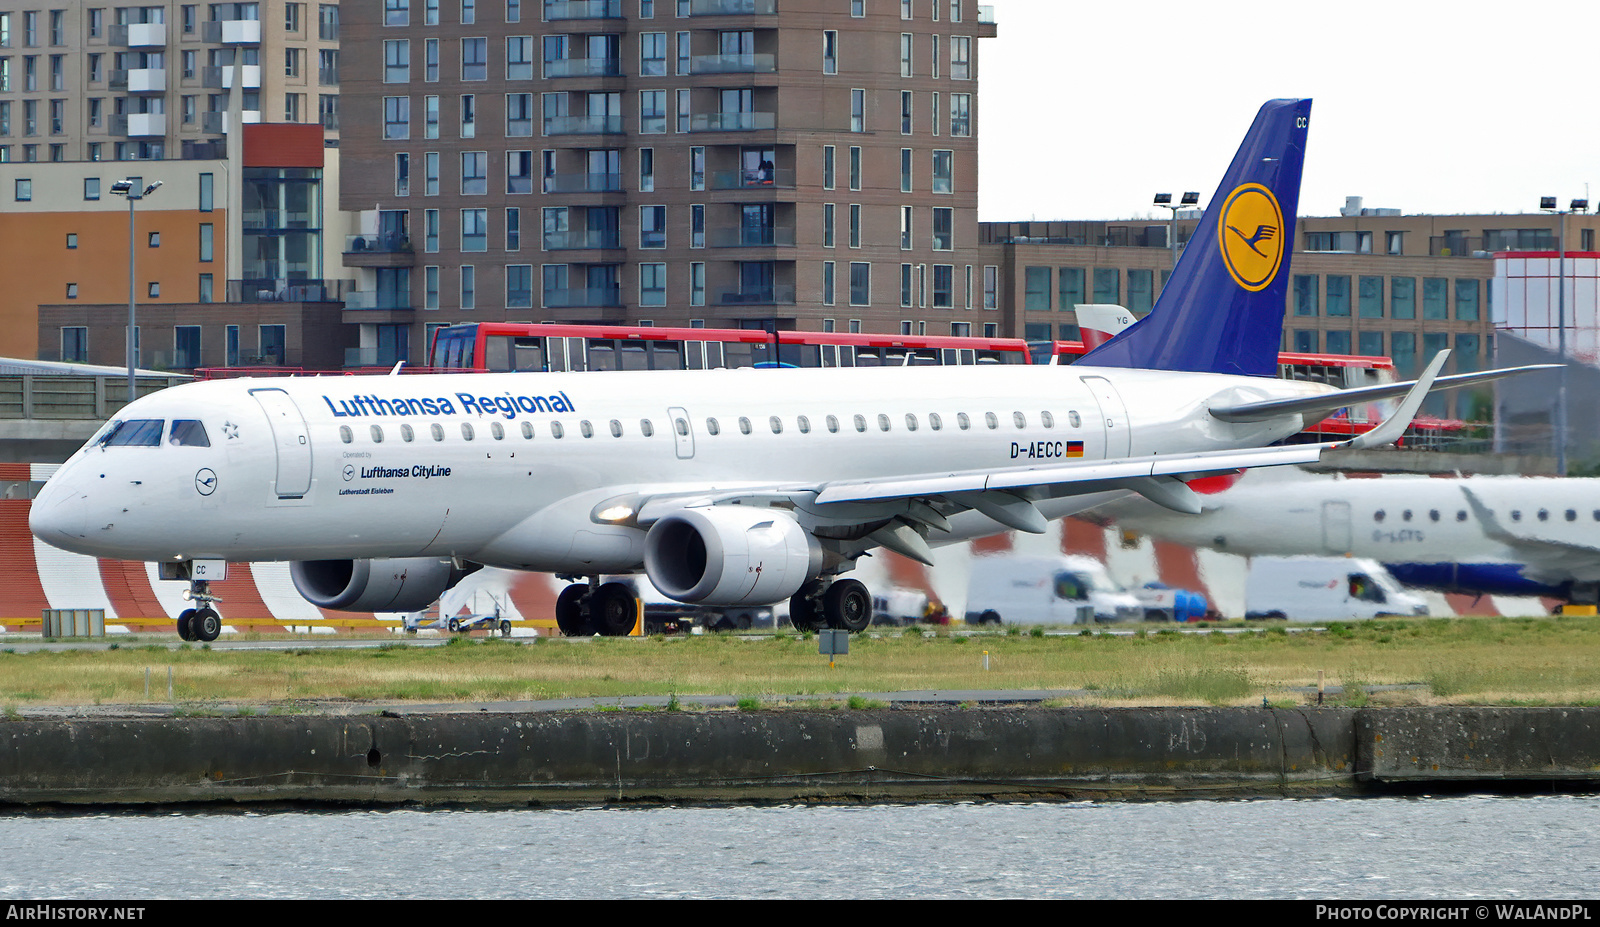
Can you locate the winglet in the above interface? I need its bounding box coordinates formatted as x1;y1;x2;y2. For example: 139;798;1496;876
1343;350;1449;450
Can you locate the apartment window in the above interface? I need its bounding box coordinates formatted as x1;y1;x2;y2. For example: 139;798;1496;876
1423;277;1448;320
1287;274;1318;317
851;0;865;16
690;203;703;248
901;91;912;135
461;37;487;80
507;150;533;193
899;206;912;250
424;209;439;252
1358;275;1383;318
823;30;837;75
66;233;76;249
1326;275;1351;317
424;266;440;309
950;93;970;136
460;150;487;194
65;283;78;299
506;206;520;250
951;36;971;79
461;0;477;24
984;265;998;310
1092;267;1119;304
639;147;654;192
384;96;410;139
425;152;440;195
199;173;213;212
933;265;954;309
932;208;953;250
425;38;439;81
849;146;861;190
900;148;912;192
505;93;533;137
385;0;409;26
460;265;475;309
286;2;303;31
424;95;439;138
61;327;86;361
506;264;532;308
822;261;835;306
676;30;689;75
849;204;861;248
690;146;704;190
384;40;409;83
823;203;835;248
460;209;489;251
932;150;953;194
640;263;666;306
82;177;100;201
640;205;666;248
676;89;691;133
900;33;912;77
508;36;533;80
507;0;522;22
931;36;940;79
641;32;666;76
900;264;912;306
640;90;666;134
460;93;475;137
14;178;29;201
1391;276;1416;320
849;262;870;306
147;282;159;298
822;145;835;190
850;89;865;132
286;47;304;79
200;223;214;262
1456;279;1480;321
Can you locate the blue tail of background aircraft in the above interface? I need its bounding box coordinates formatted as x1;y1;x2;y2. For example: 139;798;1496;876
1079;98;1311;378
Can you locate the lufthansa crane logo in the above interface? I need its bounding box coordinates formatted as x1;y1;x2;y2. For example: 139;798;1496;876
1218;183;1285;292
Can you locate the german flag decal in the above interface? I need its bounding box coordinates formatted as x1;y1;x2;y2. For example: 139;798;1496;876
1066;441;1085;458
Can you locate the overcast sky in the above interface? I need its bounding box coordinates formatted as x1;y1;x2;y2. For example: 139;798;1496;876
976;0;1600;222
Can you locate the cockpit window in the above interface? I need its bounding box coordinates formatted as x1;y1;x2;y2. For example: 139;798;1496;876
97;419;164;447
169;420;210;447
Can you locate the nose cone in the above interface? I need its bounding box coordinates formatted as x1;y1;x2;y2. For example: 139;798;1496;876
29;476;89;552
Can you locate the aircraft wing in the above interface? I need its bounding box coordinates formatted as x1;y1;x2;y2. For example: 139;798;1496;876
1209;362;1558;424
1459;486;1600;582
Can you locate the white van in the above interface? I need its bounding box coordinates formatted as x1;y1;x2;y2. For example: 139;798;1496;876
965;555;1144;625
1244;556;1429;621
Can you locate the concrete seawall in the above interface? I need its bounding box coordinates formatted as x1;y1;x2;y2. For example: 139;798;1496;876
2;707;1597;807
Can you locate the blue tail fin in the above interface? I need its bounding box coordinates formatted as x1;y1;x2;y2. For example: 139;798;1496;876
1078;99;1311;377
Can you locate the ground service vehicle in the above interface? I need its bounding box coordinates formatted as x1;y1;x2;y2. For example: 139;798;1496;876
1244;556;1430;621
965;555;1144;625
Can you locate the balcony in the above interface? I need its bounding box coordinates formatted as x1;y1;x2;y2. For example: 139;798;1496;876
543;286;623;309
111;113;166;136
344;347;410;368
543;172;623;193
543;114;625;135
226;279;346;302
543;230;622;250
319;21;339;41
343;291;413;311
718;286;794;306
202;65;263;89
110;68;167;92
543;0;623;20
342;235;416;269
689;112;776;132
544;57;622;78
979;5;997;23
111;22;169;46
690;53;776;74
201;110;262;134
202;19;263;44
690;0;777;14
711;167;794;190
711;226;795;248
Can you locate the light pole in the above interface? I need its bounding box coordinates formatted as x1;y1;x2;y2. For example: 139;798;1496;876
1539;195;1585;475
109;178;162;405
1154;192;1200;273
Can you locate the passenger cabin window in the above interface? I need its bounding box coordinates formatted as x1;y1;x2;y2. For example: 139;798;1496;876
551;422;565;438
797;415;811;434
904;413;917;431
1068;411;1081;428
580;420;594;438
1041;411;1054;428
401;424;415;442
1013;412;1026;429
521;422;535;439
610;419;623;437
97;419;164;447
877;413;891;432
491;422;505;440
168;420;210;447
854;414;867;432
706;417;720;435
641;419;654;437
340;426;354;444
431;423;446;441
957;412;970;430
770;416;783;434
370;425;385;443
739;417;752;435
826;415;839;433
985;412;998;430
929;413;942;430
462;423;475;440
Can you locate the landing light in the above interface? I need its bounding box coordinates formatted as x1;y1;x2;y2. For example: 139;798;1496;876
597;504;635;523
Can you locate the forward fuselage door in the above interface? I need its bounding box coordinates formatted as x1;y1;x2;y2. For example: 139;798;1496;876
250;387;313;498
668;406;695;459
1322;501;1352;554
1079;376;1131;459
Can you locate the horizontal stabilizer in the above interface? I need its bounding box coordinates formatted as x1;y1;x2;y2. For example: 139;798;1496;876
1208;360;1558;424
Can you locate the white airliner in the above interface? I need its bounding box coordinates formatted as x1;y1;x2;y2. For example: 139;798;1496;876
1083;467;1600;606
27;100;1547;641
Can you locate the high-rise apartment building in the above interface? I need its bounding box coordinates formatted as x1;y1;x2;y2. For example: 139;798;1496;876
340;0;997;361
0;1;340;163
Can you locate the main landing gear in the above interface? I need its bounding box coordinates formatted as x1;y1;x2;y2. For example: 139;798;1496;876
788;578;871;634
176;579;222;643
554;579;641;637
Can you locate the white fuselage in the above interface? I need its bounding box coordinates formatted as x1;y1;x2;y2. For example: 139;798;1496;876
30;364;1329;574
1091;469;1599;592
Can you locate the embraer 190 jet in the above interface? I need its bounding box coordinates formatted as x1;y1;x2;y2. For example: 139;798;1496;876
29;100;1548;640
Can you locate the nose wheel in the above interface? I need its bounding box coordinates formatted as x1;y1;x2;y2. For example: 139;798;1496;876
176;581;223;643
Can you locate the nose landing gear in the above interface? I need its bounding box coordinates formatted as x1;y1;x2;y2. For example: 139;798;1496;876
176;580;223;643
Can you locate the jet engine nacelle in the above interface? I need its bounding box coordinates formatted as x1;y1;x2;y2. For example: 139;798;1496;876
644;506;823;606
290;557;472;612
